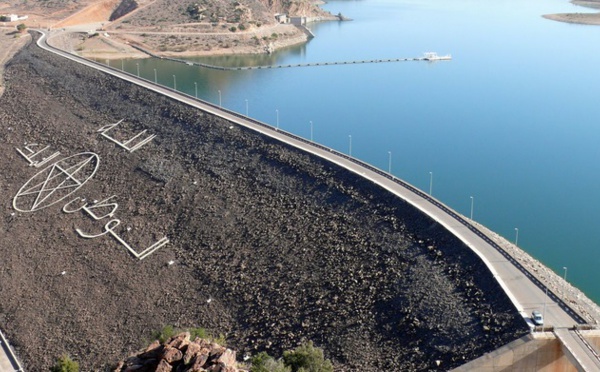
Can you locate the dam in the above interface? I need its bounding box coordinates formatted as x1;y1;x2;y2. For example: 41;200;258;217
40;29;600;371
0;29;598;370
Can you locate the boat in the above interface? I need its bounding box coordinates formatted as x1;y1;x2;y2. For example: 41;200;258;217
422;52;452;61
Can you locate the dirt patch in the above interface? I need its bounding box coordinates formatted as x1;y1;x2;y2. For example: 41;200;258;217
0;34;528;371
53;0;120;28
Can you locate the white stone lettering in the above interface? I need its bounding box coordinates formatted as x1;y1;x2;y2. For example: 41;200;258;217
82;195;118;220
13;153;100;212
98;119;156;153
16;143;61;168
76;217;169;260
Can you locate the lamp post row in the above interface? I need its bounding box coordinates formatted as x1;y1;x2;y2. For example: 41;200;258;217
126;63;575;319
126;68;549;276
123;67;482;246
128;67;568;287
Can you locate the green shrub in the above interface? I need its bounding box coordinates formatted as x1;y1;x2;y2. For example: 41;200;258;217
50;355;79;372
251;352;290;372
153;325;226;345
153;325;175;343
282;342;333;372
229;26;237;32
189;327;208;340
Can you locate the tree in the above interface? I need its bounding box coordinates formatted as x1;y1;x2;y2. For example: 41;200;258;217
16;23;27;33
50;355;79;372
282;342;333;372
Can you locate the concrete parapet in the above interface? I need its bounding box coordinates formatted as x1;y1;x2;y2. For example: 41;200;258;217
452;333;578;372
581;330;600;357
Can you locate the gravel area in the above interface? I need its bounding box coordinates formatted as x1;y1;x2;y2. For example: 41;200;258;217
0;34;529;371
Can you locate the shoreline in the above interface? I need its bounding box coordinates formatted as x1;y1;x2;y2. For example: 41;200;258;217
543;0;600;25
50;20;336;60
543;12;600;25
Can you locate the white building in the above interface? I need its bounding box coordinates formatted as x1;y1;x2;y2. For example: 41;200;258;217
2;14;28;22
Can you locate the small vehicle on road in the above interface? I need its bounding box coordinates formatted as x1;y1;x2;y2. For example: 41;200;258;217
531;310;544;325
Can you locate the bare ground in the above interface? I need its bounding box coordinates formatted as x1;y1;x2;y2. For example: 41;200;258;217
543;0;600;25
543;12;600;25
0;34;529;371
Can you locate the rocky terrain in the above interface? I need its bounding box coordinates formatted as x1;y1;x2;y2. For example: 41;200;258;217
102;0;333;56
0;34;529;370
0;0;335;57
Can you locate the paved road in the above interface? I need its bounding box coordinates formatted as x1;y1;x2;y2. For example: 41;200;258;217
0;329;23;371
0;346;16;371
35;29;600;370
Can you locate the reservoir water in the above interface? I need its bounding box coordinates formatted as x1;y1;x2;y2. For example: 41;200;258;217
113;0;600;303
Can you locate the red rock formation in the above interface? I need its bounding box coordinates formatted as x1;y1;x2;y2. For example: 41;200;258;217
113;332;239;372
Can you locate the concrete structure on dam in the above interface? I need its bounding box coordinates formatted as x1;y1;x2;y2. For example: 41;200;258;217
453;330;600;371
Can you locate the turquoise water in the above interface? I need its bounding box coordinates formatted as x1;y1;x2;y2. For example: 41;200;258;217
115;0;600;303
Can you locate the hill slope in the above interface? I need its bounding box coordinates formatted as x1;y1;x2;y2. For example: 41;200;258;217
1;0;333;56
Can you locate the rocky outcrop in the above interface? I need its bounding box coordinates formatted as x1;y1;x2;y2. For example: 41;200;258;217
259;0;330;17
113;333;239;372
109;0;138;22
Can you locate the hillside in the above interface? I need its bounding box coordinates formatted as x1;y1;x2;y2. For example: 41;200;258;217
0;0;337;57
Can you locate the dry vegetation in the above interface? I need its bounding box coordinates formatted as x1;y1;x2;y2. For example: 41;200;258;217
0;0;333;57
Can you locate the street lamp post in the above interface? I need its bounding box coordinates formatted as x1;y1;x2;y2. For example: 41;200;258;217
173;75;176;90
470;196;474;220
194;82;197;98
429;172;433;196
153;68;157;84
310;121;313;141
218;90;222;107
348;135;352;156
136;63;139;77
563;266;568;298
515;228;519;246
388;151;392;174
276;109;279;129
543;286;548;330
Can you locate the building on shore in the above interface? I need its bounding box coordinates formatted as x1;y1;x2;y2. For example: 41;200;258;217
0;14;28;22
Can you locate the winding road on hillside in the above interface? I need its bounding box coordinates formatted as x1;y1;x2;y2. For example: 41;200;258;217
31;28;600;371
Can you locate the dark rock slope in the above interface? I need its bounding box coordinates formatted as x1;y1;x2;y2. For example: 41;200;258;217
0;35;529;371
110;0;138;22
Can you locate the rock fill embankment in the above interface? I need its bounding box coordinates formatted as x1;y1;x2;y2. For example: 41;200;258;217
0;34;528;370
